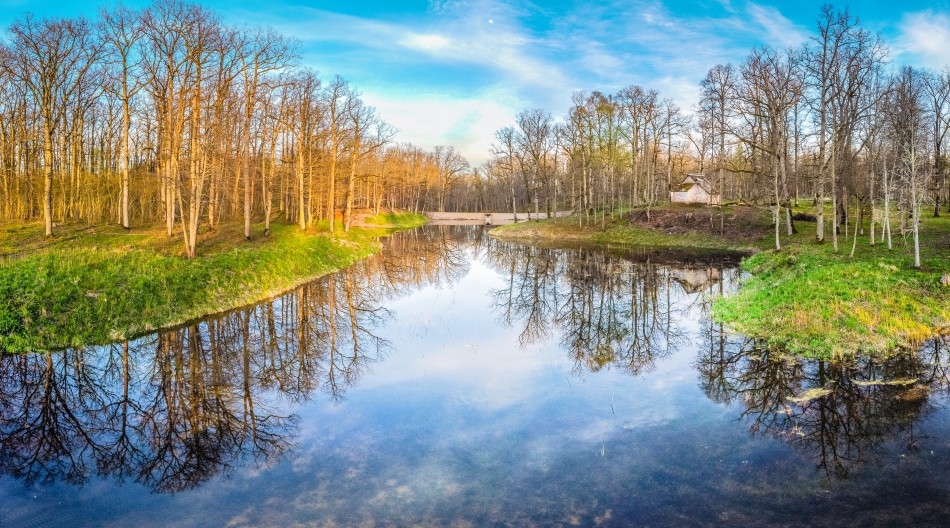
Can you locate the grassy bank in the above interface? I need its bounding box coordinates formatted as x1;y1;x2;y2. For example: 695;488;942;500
491;204;950;358
713;214;950;358
0;212;426;353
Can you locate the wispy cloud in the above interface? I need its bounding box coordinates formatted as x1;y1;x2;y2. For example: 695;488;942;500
253;1;570;97
400;33;452;53
394;0;573;95
242;7;402;48
539;1;808;109
362;86;524;166
894;11;950;68
746;2;809;49
220;0;820;163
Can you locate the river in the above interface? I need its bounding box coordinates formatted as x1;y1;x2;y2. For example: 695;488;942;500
1;225;949;526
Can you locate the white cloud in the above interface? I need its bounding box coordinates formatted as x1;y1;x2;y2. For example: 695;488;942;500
895;11;950;69
247;7;402;48
746;2;809;49
389;1;572;95
362;86;524;166
401;33;452;53
545;1;746;110
225;0;818;163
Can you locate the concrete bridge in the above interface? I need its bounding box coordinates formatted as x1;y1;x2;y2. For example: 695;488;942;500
424;211;572;225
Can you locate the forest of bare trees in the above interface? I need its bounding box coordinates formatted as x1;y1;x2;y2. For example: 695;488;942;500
470;6;947;261
0;0;466;257
2;2;949;262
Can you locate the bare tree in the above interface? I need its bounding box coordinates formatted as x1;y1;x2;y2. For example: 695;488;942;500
515;108;555;218
804;5;886;251
100;5;146;230
887;67;930;268
493;126;521;220
238;27;296;241
433;145;469;212
731;46;804;250
8;15;102;237
923;69;950;217
322;76;354;232
617;85;659;208
342;97;394;231
699;64;736;233
141;0;194;238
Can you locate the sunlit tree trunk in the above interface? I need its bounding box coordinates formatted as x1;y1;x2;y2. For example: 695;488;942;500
9;15;100;236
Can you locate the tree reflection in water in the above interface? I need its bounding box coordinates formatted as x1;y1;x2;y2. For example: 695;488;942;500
487;237;950;483
0;225;474;492
486;240;743;376
10;224;950;506
697;327;950;481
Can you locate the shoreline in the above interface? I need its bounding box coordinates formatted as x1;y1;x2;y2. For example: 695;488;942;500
0;213;427;354
489;206;950;358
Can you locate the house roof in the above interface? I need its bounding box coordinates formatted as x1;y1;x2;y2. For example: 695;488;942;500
677;173;716;194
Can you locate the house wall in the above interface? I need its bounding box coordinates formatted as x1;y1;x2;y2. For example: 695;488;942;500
670;186;720;205
670;191;690;203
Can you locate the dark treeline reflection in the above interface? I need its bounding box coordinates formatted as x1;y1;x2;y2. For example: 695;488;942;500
485;239;744;376
375;224;480;293
0;225;473;492
698;329;950;480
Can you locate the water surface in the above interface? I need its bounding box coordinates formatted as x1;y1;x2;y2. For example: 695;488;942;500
2;225;949;526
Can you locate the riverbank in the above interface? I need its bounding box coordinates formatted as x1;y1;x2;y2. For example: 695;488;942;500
0;212;427;353
491;204;950;358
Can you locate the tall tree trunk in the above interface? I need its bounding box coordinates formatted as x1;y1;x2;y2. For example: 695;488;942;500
121;92;131;230
773;158;781;251
830;146;838;253
43;118;54;237
883;165;893;250
297;140;306;230
327;134;338;232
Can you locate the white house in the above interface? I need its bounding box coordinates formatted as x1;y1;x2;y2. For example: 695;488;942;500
670;174;721;205
669;267;723;294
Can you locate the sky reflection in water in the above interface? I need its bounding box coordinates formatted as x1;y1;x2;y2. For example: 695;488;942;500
2;225;950;527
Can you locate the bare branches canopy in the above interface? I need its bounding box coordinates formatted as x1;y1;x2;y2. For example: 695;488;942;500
0;0;470;257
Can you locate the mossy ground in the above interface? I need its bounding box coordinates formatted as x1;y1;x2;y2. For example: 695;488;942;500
0;212;426;353
491;203;950;358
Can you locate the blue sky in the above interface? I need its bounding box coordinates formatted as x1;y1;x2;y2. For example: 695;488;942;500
3;0;950;164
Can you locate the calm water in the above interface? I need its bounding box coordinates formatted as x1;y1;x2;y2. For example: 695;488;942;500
3;225;950;527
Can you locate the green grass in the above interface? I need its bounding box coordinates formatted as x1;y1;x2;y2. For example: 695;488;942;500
492;203;950;358
712;213;950;358
0;215;425;353
361;211;428;228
